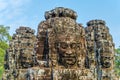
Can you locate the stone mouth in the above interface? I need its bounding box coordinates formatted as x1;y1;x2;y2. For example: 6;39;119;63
63;57;76;65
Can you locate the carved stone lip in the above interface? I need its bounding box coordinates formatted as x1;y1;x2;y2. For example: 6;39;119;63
62;54;77;59
65;58;76;65
66;60;75;64
64;58;75;60
63;56;76;60
63;56;76;58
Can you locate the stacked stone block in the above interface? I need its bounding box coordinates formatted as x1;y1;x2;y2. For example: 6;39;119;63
36;20;50;62
14;27;37;68
36;7;95;80
45;7;77;20
85;20;116;80
3;27;37;80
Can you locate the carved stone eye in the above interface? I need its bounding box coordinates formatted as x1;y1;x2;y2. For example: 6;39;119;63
60;42;68;49
70;43;76;49
76;43;80;49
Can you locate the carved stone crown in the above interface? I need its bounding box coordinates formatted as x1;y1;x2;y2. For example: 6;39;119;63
87;20;106;26
45;7;77;20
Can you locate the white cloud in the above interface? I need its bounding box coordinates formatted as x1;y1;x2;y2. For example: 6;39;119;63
0;0;32;36
0;0;31;24
9;0;31;8
0;0;8;12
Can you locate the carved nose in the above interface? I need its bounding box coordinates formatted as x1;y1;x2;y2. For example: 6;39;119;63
66;49;72;54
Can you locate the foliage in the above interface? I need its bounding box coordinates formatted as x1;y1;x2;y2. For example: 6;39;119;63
0;25;11;78
115;47;120;76
0;25;11;42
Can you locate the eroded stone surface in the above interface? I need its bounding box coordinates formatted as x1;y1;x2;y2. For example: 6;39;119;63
2;7;118;80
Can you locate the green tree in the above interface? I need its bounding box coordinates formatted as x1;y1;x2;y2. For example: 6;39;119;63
0;25;11;78
115;47;120;76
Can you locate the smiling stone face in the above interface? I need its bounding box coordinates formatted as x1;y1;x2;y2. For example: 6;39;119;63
20;53;33;68
54;35;80;68
57;42;77;66
47;17;84;68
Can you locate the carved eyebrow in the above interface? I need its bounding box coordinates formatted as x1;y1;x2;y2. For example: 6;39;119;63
59;42;66;44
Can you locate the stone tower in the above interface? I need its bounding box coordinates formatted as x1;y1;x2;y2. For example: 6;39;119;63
3;27;37;80
36;7;95;80
85;20;116;80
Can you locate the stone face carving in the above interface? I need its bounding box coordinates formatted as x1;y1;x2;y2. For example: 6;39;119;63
48;17;86;69
85;20;116;80
2;7;118;80
56;41;78;67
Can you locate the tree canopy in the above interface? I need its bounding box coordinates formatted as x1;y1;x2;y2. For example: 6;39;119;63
0;25;11;77
115;47;120;76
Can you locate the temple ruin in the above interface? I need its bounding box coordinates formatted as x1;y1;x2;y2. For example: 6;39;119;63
2;7;118;80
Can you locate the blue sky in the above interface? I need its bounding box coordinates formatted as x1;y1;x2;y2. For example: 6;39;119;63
0;0;120;48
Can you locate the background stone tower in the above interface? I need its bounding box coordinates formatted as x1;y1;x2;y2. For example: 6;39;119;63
3;27;37;80
85;20;116;80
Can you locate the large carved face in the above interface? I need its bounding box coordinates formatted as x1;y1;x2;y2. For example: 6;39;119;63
20;53;33;68
55;35;79;67
101;56;112;68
